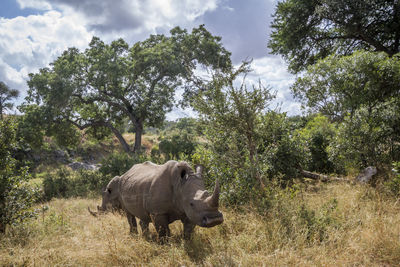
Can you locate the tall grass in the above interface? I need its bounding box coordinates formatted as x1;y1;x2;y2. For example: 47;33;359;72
1;182;400;266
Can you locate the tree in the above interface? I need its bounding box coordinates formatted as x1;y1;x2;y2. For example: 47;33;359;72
292;51;400;120
193;62;276;189
0;81;19;119
192;63;304;203
292;51;400;169
269;0;400;73
328;103;400;169
26;25;232;152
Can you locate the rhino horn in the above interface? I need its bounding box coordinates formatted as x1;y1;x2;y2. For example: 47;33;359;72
209;180;220;208
88;206;98;217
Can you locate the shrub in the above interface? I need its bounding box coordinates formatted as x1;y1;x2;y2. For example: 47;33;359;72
294;114;336;174
42;167;71;200
158;132;197;160
385;162;400;196
99;152;148;177
42;167;111;200
0;118;39;233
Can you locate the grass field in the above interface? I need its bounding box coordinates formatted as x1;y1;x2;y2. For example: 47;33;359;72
1;181;400;266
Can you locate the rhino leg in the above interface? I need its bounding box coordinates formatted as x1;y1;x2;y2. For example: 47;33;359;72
139;220;149;236
127;213;137;234
182;218;196;240
151;214;170;241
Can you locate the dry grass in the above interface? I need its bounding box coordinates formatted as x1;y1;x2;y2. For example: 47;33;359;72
1;182;400;266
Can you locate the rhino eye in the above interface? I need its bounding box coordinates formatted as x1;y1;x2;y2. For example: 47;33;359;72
190;202;194;207
107;188;112;194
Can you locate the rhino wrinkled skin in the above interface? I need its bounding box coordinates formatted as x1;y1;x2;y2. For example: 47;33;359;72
88;160;223;239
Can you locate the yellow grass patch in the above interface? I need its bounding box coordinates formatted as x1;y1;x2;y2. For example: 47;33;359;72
1;183;400;266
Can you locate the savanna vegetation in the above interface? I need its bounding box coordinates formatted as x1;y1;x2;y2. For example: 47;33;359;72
1;0;400;265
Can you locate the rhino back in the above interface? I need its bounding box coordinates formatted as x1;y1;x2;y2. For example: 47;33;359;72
118;161;180;221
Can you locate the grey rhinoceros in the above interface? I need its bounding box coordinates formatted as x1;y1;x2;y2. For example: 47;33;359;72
88;160;223;239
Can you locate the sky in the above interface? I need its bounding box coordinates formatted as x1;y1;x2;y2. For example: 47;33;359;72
0;0;301;120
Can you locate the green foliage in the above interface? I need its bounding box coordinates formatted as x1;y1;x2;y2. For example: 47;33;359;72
269;0;400;73
26;25;232;152
159;133;197;160
292;51;400;120
295;114;336;173
385;162;400;196
17;104;81;150
0;118;39;233
192;63;304;204
42;168;110;200
99;152;148;177
259;112;304;181
291;51;400;170
42;168;71;200
157;118;199;161
328;103;400;171
0;81;19;119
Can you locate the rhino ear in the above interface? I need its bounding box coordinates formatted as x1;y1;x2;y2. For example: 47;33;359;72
181;169;187;179
177;162;191;181
195;164;204;176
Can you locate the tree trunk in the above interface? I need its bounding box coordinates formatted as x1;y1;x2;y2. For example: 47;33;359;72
133;121;143;152
110;127;132;153
247;134;264;189
301;170;348;182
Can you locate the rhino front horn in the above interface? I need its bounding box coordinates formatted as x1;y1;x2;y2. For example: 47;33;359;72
209;180;220;208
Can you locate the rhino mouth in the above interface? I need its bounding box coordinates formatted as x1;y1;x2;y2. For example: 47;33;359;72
201;212;224;227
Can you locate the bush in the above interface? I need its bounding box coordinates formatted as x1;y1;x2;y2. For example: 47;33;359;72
0;118;39;233
42;167;111;200
42;167;71;200
158;132;198;160
294;114;336;174
385;162;400;196
99;152;148;177
328;103;400;172
259;112;305;181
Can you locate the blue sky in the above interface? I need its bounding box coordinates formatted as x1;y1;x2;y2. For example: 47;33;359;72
0;0;42;18
0;0;300;119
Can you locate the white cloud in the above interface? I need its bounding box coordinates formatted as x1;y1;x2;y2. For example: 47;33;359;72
16;0;51;10
0;10;92;106
246;56;300;116
17;0;219;35
2;0;302;118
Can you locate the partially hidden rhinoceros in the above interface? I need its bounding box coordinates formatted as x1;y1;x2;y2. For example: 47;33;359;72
88;160;223;239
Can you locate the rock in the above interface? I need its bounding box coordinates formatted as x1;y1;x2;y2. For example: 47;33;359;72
356;166;377;183
54;150;70;163
68;162;101;171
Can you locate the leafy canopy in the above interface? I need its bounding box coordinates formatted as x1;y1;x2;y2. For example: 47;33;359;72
25;25;232;152
0;81;19;119
269;0;400;73
292;51;400;120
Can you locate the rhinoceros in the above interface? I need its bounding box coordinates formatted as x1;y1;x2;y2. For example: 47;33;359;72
88;160;223;239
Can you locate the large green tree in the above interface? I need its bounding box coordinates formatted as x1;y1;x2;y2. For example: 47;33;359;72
269;0;400;73
0;81;19;119
292;51;400;120
26;25;232;152
293;51;400;168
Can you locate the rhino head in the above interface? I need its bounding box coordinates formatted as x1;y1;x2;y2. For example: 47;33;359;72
176;163;223;228
88;176;121;216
